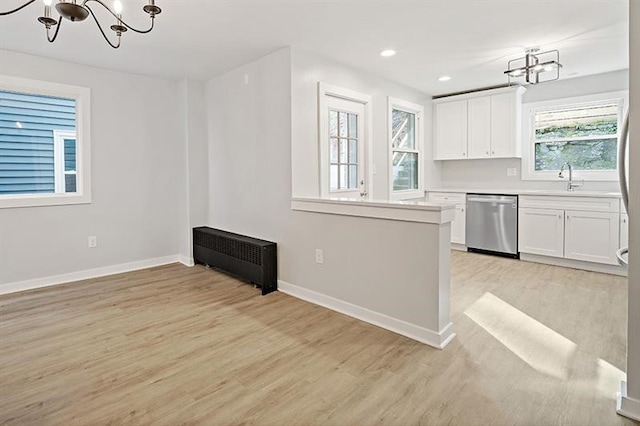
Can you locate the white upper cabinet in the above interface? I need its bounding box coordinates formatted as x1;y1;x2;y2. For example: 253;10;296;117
467;97;491;159
434;86;525;161
490;92;522;158
434;100;468;160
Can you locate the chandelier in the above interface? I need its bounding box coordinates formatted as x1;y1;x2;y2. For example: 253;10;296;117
504;48;562;85
0;0;161;49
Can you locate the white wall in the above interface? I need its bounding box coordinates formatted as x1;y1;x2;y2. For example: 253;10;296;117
291;49;440;199
179;79;209;263
206;48;451;341
438;70;629;192
0;50;185;286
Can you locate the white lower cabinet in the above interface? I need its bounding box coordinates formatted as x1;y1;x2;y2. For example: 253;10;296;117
428;192;466;245
451;205;466;245
518;195;621;266
519;208;564;258
564;210;619;265
621;214;629;249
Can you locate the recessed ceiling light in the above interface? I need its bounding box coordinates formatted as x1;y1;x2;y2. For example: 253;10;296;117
380;50;396;57
438;76;451;82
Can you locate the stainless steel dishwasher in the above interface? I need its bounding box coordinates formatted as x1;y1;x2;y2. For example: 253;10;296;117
466;194;518;258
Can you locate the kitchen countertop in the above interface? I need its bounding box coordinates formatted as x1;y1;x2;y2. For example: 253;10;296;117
428;188;622;198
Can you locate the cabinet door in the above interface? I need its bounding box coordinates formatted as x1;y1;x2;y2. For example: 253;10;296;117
564;210;620;265
490;93;519;158
467;97;491;159
434;100;467;160
451;205;466;245
621;214;629;249
519;208;564;258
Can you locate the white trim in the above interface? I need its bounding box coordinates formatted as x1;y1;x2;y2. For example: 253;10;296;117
0;255;182;295
388;97;425;201
291;197;456;224
0;75;92;209
179;256;195;267
617;381;640;421
53;130;76;193
521;90;629;182
277;279;456;349
520;253;627;276
318;82;374;199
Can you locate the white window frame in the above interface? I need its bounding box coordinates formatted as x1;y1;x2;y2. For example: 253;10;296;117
0;75;91;208
53;130;77;194
318;82;373;198
521;90;628;182
388;97;424;200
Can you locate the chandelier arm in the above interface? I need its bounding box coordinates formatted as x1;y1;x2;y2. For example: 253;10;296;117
82;0;155;34
85;4;121;49
46;17;63;42
0;0;36;16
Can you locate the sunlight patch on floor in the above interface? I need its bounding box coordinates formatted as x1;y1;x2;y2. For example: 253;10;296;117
465;292;577;379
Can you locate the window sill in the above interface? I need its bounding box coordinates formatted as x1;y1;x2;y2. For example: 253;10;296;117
0;192;91;209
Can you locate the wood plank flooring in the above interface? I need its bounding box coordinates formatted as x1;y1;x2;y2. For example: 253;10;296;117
0;252;637;425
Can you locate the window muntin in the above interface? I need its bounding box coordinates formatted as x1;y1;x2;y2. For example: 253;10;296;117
329;109;359;191
0;76;91;208
533;102;618;172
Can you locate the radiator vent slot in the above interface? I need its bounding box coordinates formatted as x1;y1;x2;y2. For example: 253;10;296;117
193;227;277;295
194;232;262;266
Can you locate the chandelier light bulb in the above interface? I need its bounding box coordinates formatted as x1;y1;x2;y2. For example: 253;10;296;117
42;0;52;6
113;0;123;14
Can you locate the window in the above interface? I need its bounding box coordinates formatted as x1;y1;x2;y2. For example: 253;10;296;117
0;76;91;208
318;82;372;198
388;97;423;200
522;91;627;181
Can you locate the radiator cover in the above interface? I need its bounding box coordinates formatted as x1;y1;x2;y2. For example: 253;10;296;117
193;227;277;295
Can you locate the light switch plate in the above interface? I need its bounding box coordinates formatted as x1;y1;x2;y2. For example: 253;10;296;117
506;168;517;177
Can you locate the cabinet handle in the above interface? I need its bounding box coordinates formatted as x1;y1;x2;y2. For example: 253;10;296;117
486;151;489;155
492;151;495;155
567;215;570;220
558;215;562;219
463;152;466;156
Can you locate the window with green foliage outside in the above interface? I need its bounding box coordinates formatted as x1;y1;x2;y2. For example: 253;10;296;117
533;103;619;171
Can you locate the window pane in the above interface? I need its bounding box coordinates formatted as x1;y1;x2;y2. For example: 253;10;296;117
339;112;348;137
349;139;357;163
330;138;338;163
392;152;419;191
392;109;416;150
535;103;618;140
65;174;77;193
339;165;348;189
349;114;358;138
329;110;338;137
339;139;348;163
64;139;76;172
349;165;358;189
0;90;76;195
534;139;618;171
330;165;338;191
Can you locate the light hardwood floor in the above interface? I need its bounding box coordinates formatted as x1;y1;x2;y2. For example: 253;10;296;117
0;252;637;425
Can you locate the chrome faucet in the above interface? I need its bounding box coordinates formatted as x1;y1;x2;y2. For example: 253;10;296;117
558;162;583;191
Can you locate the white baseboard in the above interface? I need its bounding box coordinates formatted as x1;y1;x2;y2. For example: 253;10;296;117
617;381;640;421
520;253;627;276
0;255;183;296
179;256;195;267
451;243;467;252
278;280;456;349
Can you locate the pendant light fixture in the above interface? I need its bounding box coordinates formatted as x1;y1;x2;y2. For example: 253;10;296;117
504;47;562;85
1;0;161;49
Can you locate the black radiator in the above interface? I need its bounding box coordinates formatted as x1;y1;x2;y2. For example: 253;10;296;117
193;227;277;295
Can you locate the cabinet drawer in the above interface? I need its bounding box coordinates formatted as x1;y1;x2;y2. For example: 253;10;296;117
519;195;620;213
428;192;466;204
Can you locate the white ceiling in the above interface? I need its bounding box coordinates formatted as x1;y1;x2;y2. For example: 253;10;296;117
0;0;629;96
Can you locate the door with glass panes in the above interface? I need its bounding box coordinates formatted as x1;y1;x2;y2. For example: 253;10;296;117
326;97;367;198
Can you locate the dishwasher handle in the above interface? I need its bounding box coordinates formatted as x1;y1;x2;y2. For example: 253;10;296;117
467;197;517;204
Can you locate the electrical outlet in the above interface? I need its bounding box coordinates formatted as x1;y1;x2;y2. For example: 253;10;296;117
315;249;324;264
88;236;97;248
506;168;517;177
